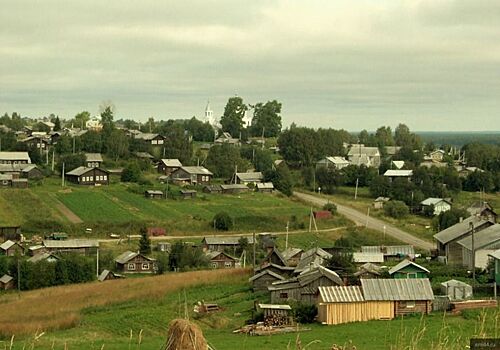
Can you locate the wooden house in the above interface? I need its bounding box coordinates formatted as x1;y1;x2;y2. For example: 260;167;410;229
180;189;197;199
383;170;413;182
206;251;237;269
170;166;213;185
0;274;14;290
429;150;445;162
347;145;380;168
21;164;43;179
262;248;288;267
84;153;103;168
281;248;303;267
201;236;254;254
144;190;164;199
488;249;500;287
256;182;274;193
249;270;286;291
43;239;99;255
12;179;28;188
230;172;263;185
0;174;13;187
98;269;124;282
134;133;165;145
317;278;434;325
158;159;182;175
254;263;295;278
268;265;343;304
456;224;500;269
214;132;240;146
220;184;249;194
434;216;495;265
115;251;156;273
388;260;430;279
27;252;59;263
134;152;155;163
66;166;110;185
420;198;452;216
20;135;49;150
467;202;497;223
0;240;24;256
295;247;332;273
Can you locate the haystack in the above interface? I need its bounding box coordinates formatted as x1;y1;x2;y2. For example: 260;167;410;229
163;318;208;350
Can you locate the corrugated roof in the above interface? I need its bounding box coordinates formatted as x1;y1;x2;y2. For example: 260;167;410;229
179;166;213;176
135;133;162;140
434;216;492;244
348;145;380;157
85;153;103;162
0;152;31;163
319;285;364;303
384;170;413;177
421;197;450;206
0;274;13;284
388;260;430;275
258;304;292;310
361;278;434;301
43;239;99;249
457;224;500;250
361;245;414;256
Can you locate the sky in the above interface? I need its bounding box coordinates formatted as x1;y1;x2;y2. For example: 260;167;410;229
1;0;499;131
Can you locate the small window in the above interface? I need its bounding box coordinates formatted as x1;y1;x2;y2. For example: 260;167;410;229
158;140;164;145
279;293;288;299
152;140;157;145
128;263;135;270
224;261;232;268
211;262;218;268
142;263;149;270
407;273;417;279
402;301;416;309
103;175;107;180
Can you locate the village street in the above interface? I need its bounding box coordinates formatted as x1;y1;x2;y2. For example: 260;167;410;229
294;192;434;251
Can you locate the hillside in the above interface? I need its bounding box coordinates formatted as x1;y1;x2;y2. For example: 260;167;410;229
1;269;499;350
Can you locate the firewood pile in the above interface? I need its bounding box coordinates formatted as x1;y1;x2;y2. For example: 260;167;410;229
233;323;310;336
450;299;498;314
264;314;290;327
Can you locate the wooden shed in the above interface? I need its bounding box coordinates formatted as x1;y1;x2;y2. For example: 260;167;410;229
206;251;237;269
145;190;164;199
98;269;124;282
0;240;25;256
0;274;14;290
249;270;286;291
180;189;197;199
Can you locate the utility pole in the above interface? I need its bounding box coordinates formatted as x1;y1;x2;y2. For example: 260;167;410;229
354;178;359;200
51;148;55;171
61;162;65;187
17;257;21;292
96;248;100;277
285;222;289;250
470;221;476;287
252;232;256;269
365;208;370;228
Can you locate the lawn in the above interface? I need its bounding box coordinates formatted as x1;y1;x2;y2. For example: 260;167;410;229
1;269;499;350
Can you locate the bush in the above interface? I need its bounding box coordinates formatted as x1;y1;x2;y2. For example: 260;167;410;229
384;200;409;218
323;203;337;215
213;212;233;231
293;303;317;324
121;162;142;182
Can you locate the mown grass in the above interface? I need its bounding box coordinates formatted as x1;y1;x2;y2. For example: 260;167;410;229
1;270;499;350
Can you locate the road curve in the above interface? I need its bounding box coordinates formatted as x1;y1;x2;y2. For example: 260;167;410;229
294;192;434;251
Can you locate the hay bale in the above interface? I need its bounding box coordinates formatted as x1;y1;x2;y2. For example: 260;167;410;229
164;318;208;350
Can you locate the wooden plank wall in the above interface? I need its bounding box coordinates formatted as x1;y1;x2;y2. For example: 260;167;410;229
318;301;394;325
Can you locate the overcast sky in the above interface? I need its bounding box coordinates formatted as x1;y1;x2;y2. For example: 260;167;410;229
1;1;499;131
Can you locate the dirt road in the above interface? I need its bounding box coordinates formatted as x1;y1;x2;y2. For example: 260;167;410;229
294;192;434;251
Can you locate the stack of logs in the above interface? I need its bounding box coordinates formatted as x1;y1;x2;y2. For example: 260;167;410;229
264;315;291;327
450;299;498;314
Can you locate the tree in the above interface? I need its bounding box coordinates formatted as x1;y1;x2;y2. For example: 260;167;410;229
384;200;409;218
100;106;115;136
264;165;293;196
55;135;73;155
250;100;282;137
106;129;129;161
54;116;62;131
277;127;316;166
139;227;151;255
374;126;394;148
206;144;248;178
121;162;142;182
157;122;193;164
433;208;469;231
184;117;215;142
57;153;85;173
315;167;344;194
168;241;208;271
74;111;91;129
213;212;233;231
220;96;247;137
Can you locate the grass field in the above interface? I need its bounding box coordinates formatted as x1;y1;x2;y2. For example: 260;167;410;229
1;269;499;350
0;178;349;236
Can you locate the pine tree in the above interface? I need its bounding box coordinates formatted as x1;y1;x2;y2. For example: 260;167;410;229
139;227;151;254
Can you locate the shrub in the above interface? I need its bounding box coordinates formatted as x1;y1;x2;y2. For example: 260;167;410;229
384;200;409;218
121;162;142;182
213;212;233;231
293;303;317;324
323;203;337;215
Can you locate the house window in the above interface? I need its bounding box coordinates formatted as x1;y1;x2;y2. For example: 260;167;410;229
279;293;288;299
128;263;135;270
142;263;150;270
401;301;415;309
407;273;417;279
211;262;218;268
158;139;164;145
152;140;158;145
224;261;232;268
103;175;107;180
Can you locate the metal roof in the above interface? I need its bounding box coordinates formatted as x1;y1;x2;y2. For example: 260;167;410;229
421;197;450;206
361;245;414;256
202;236;254;245
205;250;236;260
318;285;365;303
0;240;17;251
0;274;13;284
384;170;413;177
257;182;274;189
353;263;382;277
135;133;162;140
84;153;103;162
433;216;493;244
66;166;93;176
457;224;500;250
440;279;471;288
0;152;31;163
353;252;384;263
27;253;59;263
179;166;213;176
160;159;182;167
347;145;380;157
489;249;500;260
258;304;292;310
361;278;434;301
388;260;430;275
115;251;138;264
43;239;99;249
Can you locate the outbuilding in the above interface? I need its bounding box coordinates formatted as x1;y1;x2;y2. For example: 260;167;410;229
440;279;473;300
388;260;430;279
0;274;14;290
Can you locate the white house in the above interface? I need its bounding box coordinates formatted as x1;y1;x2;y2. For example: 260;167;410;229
316;156;351;170
420;198;452;216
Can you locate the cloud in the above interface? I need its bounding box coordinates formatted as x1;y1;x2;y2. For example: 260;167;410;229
0;0;499;130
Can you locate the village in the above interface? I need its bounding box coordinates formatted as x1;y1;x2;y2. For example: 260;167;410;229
0;103;499;350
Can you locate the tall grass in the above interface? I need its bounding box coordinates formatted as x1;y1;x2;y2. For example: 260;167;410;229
0;269;249;337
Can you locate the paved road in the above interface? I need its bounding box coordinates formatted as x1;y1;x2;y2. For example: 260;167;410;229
294;192;434;251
